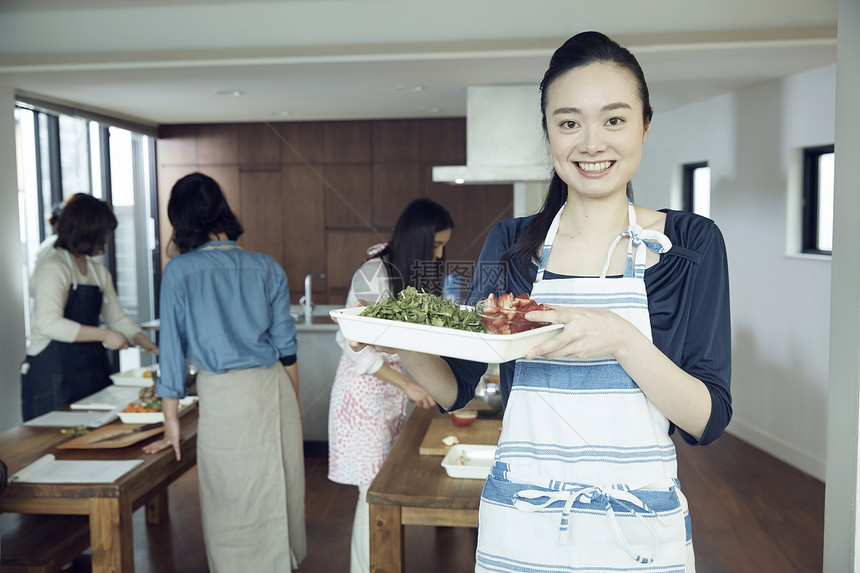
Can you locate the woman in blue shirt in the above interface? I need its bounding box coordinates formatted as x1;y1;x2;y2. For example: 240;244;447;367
144;172;305;571
355;32;731;571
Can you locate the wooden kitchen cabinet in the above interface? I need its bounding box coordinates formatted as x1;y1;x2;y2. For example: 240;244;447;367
419;118;466;163
323;120;372;164
157;125;198;166
280;122;325;165
198;124;239;165
322;163;373;229
372;120;421;162
325;229;386;294
238;123;282;166
239;170;285;267
371;162;423;228
156;117;512;304
282;164;327;296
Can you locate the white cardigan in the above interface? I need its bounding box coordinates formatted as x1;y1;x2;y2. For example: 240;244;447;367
27;247;141;356
334;257;397;375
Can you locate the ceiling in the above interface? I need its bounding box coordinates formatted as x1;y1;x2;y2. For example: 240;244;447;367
0;0;839;127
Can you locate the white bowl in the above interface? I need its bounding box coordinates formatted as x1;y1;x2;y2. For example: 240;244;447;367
117;396;197;424
109;366;158;388
441;444;496;479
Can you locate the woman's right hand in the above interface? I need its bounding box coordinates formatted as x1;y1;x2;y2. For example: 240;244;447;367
404;381;436;409
102;328;130;350
345;299;400;354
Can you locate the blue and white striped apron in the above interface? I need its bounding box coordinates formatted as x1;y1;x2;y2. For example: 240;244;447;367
475;203;695;573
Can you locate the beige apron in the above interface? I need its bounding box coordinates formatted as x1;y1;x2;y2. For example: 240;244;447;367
196;354;306;571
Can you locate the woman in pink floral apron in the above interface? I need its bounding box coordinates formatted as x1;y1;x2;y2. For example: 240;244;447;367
328;198;453;573
358;32;732;572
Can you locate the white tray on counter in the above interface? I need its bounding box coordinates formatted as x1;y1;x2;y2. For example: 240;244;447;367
109;366;158;388
70;385;144;411
441;444;496;479
331;307;562;363
117;396;198;424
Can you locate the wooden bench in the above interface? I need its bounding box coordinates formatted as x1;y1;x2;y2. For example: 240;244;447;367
0;513;90;573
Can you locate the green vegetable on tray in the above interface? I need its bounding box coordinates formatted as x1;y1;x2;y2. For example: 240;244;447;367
60;425;90;438
360;286;485;333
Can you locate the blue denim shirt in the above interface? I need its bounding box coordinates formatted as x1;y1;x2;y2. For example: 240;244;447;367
157;241;297;399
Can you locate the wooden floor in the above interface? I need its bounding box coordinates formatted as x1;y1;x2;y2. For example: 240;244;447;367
64;431;824;572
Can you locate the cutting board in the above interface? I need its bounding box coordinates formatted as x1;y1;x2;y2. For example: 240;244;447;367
57;423;164;449
419;417;502;455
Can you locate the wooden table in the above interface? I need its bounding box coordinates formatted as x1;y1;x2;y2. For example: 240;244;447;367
0;409;198;573
367;407;499;573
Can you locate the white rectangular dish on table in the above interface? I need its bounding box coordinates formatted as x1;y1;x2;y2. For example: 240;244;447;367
117;396;198;424
330;307;563;363
109;365;158;388
441;444;497;479
70;385;143;411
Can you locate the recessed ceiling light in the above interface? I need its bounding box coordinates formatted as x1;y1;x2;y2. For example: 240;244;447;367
213;89;244;96
454;178;465;185
394;84;424;92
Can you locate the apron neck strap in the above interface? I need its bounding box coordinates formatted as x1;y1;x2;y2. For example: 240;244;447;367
599;203;672;279
64;250;103;291
535;202;672;282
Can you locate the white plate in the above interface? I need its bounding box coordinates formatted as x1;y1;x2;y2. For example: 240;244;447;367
441;444;496;479
117;396;197;424
109;366;158;388
70;385;143;410
331;307;563;363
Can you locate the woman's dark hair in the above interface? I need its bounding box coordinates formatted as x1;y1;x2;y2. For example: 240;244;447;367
504;31;653;278
167;172;244;255
375;198;453;295
47;202;64;229
53;193;117;256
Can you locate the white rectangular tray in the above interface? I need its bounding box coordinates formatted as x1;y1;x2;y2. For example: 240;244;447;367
441;444;496;479
109;366;158;388
70;385;143;411
117;396;198;424
331;307;562;363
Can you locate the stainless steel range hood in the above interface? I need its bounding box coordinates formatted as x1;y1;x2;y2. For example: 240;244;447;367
433;85;552;185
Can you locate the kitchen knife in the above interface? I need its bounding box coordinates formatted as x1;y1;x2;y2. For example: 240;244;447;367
88;421;164;444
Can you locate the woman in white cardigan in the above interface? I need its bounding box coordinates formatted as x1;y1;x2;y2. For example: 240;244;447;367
20;193;157;421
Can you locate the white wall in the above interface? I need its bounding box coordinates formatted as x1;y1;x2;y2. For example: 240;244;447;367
635;64;837;481
823;0;860;567
0;80;26;431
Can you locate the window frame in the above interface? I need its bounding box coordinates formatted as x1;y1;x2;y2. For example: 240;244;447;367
801;144;835;255
681;161;709;215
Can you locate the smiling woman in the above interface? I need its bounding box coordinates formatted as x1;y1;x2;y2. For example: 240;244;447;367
377;31;733;573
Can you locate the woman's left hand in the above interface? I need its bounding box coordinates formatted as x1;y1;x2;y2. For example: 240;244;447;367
523;306;637;360
141;399;182;460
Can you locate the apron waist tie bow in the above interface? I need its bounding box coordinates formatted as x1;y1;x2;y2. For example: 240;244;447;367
512;485;664;564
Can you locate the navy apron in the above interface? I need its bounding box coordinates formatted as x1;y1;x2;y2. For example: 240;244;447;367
21;254;112;421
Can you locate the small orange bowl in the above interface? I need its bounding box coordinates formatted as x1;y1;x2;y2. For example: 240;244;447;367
450;409;478;427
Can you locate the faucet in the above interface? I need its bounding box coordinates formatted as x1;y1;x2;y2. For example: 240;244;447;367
299;272;326;322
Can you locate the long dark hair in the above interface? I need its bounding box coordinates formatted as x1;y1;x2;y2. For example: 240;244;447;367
54;193;117;256
167;172;244;255
375;198;453;295
504;31;653;278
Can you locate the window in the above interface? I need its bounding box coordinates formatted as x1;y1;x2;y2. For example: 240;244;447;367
802;145;834;254
15;101;160;371
682;162;710;218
